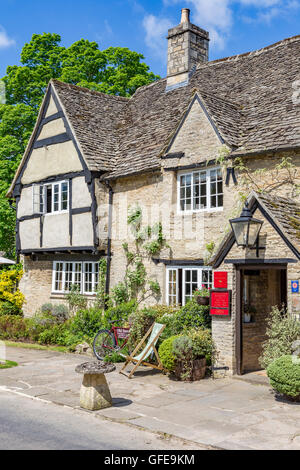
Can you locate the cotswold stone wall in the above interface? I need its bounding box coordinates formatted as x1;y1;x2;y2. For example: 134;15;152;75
20;256;53;317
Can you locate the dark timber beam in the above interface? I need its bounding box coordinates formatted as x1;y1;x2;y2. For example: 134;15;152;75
33;133;71;149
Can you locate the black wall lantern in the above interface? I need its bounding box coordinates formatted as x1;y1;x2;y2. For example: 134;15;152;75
230;202;263;248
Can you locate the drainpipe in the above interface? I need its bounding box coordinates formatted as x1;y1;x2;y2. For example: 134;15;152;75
105;181;113;305
8;198;20;264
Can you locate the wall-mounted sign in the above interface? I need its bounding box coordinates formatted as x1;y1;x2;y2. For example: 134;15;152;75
214;271;228;289
210;290;231;317
291;280;299;294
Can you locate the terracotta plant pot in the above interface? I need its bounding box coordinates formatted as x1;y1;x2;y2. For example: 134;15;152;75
196;296;210;306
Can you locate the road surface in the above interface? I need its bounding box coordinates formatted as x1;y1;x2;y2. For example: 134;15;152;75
0;389;199;450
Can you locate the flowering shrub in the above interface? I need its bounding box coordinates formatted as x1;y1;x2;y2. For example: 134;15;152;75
194;285;211;298
0;268;25;314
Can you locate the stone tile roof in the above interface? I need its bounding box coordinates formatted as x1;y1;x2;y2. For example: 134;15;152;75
211;190;300;268
257;192;300;248
52;80;128;172
51;34;300;179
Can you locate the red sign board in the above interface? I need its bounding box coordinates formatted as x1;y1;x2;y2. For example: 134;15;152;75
210;290;231;317
214;271;228;289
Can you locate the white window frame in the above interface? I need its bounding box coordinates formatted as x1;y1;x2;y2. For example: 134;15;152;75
177;166;223;214
52;261;99;295
33;180;69;215
166;266;213;306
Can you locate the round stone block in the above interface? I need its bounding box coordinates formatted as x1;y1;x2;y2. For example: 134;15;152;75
76;361;116;411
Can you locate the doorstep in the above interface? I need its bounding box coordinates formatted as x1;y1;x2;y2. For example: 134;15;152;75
233;370;269;386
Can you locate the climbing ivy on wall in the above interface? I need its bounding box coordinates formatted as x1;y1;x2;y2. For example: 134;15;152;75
112;205;169;305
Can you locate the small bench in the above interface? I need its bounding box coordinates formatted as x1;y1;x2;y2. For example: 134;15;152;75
75;361;116;411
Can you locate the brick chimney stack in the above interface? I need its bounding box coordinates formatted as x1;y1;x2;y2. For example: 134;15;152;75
166;8;209;91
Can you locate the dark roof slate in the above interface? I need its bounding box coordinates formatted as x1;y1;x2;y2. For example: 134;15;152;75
51;34;300;179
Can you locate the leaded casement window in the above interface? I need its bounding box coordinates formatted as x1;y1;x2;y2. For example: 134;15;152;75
33;181;69;215
52;261;99;294
178;168;223;212
166;266;213;306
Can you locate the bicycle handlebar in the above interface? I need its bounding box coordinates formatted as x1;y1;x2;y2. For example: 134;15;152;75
108;318;127;325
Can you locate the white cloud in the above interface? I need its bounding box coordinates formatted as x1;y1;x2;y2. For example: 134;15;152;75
142;14;173;60
239;0;300;24
144;0;299;62
238;0;281;6
162;0;232;50
0;28;15;49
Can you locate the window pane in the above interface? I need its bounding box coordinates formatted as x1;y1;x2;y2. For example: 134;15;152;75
64;262;73;291
94;263;99;292
168;269;177;306
84;263;93;293
46;185;52;213
210;168;223;209
39;186;44;213
180;174;192;212
74;263;82;289
53;184;60;212
61;182;68;211
54;262;63;291
202;269;213;289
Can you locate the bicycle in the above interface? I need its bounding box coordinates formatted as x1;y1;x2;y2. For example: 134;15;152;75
93;319;131;361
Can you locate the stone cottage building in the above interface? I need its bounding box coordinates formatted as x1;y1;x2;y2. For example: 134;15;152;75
7;9;300;375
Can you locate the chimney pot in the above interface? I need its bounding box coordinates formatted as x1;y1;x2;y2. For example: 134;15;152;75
181;8;190;24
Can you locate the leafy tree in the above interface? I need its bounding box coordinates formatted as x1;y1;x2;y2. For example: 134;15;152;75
0;33;160;257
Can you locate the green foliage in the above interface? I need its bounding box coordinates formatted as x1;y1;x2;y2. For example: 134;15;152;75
259;307;300;369
188;328;215;365
37;323;69;346
0;360;18;370
112;282;129;305
65;285;87;315
95;259;109;310
69;307;102;338
267;355;300;399
0;315;29;340
0;301;22;316
172;299;211;332
52;304;69;323
158;335;181;371
0;267;25;312
103;300;137;329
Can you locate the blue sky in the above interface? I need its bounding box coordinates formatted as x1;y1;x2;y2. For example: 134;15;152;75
0;0;299;78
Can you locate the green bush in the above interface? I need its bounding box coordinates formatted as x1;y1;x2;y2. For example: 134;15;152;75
40;303;53;315
172;299;211;333
158;335;181;371
188;328;215;364
103;300;137;328
267;355;300;399
69;307;103;338
52;304;69;323
38;323;69;345
65;285;87;315
0;315;29;340
0;301;22;316
260;307;300;369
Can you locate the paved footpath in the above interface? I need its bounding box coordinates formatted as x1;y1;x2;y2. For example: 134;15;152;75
0;346;300;450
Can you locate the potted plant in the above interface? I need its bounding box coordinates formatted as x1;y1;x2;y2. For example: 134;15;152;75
243;304;256;323
194;286;210;306
172;330;213;381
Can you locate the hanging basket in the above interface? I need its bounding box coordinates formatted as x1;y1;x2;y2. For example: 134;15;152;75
196;296;210;306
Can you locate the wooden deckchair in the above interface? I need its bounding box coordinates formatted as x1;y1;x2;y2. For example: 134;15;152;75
119;322;166;379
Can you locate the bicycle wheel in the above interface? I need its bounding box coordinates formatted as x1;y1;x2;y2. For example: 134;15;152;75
93;329;116;361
